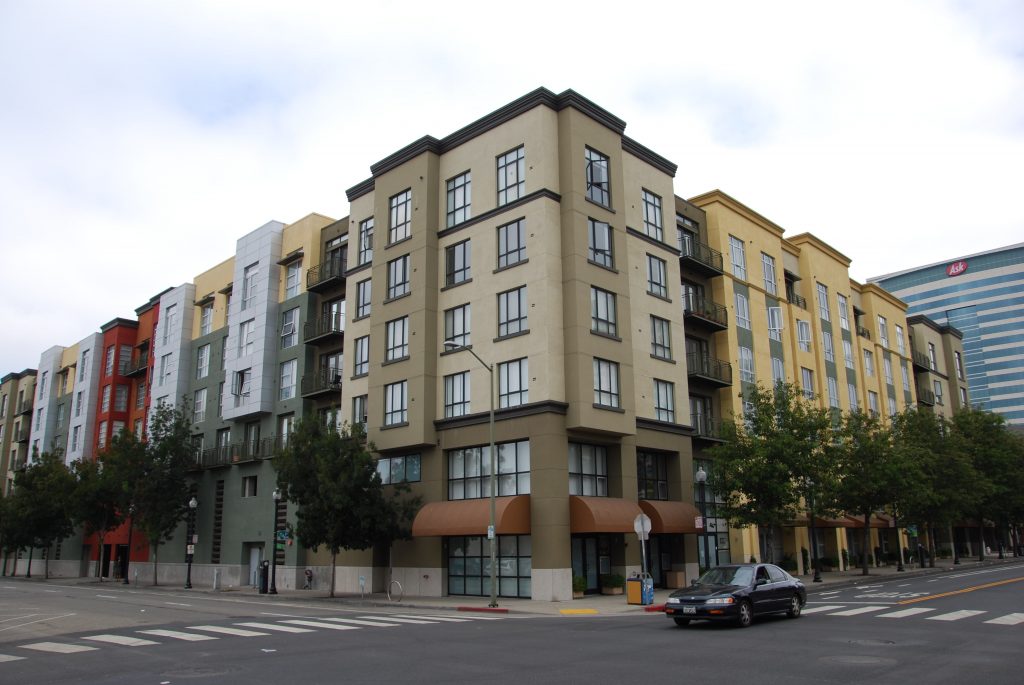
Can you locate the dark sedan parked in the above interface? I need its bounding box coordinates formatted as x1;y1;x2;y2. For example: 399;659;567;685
664;563;806;628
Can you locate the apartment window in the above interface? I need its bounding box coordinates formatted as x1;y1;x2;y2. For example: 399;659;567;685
281;308;298;349
56;403;66;429
637;451;670;500
868;391;879;415
954;351;964;380
444;371;470;418
136;381;145;409
239;319;255;357
827;376;840;408
386;317;409;361
194;388;207;422
242;263;258;310
497;219;526;268
158;354;171;386
823;330;835;363
863;350;875;376
242;476;258;498
569;443;607;497
199;303;214;336
739;346;755;384
816;283;830;321
358;217;374;265
444;303;471;348
797;320;812;352
389;189;412;244
848;383;859;411
801;367;815;399
384;380;408;426
277;414;295;447
163;305;177;345
445;239;471;286
75;390;83;417
584;147;610;206
497;145;525;206
352;395;368;429
217;381;224;417
837;294;850;331
761;253;778;295
896;325;905;354
498;358;528;408
104;346;115;376
221;336;228;369
446;171;471;228
734;292;751;329
101;385;111;412
960;386;968;406
767;305;783;341
117;344;132;375
878;316;889;348
641;189;663;241
590;287;617;336
498;286;528;337
729;235;746;280
888;396;898;417
114;385;128;412
933;380;944;405
647;254;668;298
901;360;911;389
356;279;372;318
771;356;785;386
79;349;90;381
353;336;369;376
927;343;937;370
377;454;422;485
653;379;675;422
386;255;410;299
843;339;855;369
233;368;252;398
134;418;143;439
98;421;108;449
196;344;210;379
280;359;297;400
282;260;301;299
650;316;672;360
593;358;620;408
587;218;614;268
883;356;894;385
71;426;80;451
449;440;529;500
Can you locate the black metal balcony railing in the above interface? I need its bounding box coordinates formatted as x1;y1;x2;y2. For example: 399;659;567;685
124;352;149;377
912;349;931;371
303;313;345;343
917;388;936;406
14;423;31;443
16;398;33;415
786;291;807;310
196;436;282;469
306;258;345;292
683;297;729;330
691;414;725;442
679;240;725;276
301;366;343;397
857;325;872;341
686;353;733;386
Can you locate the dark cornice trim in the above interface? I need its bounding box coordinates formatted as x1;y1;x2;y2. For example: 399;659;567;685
622;136;677;177
218;283;234;295
434;400;569;431
626;226;680;256
346;177;376;202
276;249;304;266
437;188;561;240
636;417;695;436
194;293;215;307
100;317;139;332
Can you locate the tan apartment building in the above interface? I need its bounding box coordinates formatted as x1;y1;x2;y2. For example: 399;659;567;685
907;315;970;417
1;370;36;495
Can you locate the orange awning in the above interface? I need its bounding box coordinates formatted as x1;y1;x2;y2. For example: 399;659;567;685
639;499;702;534
569;496;643;533
845;514;893;529
411;495;531;537
787;514;858;528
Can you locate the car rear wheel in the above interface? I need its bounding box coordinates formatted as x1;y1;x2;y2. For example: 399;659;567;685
786;595;802;618
673;618;690;627
736;600;753;628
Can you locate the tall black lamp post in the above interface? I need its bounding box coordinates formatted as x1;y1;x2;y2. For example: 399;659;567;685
269;488;281;595
184;496;197;589
123;504;136;585
695;466;712;571
806;479;822;583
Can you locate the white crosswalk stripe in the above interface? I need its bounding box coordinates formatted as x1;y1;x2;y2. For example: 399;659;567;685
985;613;1024;626
282;619;359;631
187;625;270;637
321;617;401;628
927;610;987;622
138;629;218;641
0;654;26;662
83;634;160;647
876;608;935;619
235;622;314;633
829;606;889;616
358;615;438;624
20;642;98;654
390;614;470;623
802;605;847;614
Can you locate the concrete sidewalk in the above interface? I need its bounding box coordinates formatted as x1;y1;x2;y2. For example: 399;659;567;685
7;555;1020;617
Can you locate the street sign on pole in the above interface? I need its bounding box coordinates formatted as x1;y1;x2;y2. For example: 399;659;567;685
633;513;652;541
695;516;704;530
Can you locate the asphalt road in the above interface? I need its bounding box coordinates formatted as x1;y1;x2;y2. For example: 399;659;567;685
2;562;1022;684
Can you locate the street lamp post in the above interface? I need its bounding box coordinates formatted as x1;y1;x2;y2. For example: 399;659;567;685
893;504;905;572
185;496;197;589
806;480;822;583
123;504;136;585
443;339;497;608
269;488;281;595
694;466;711;572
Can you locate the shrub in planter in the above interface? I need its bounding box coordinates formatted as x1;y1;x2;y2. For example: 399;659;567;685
599;573;625;594
779;555;798;572
572;575;587;597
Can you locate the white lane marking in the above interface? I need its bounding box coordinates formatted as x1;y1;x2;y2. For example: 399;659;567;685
446;614;504;620
0;613;76;633
927;610;987;622
164;602;192;607
260;612;306;617
96;595;118;599
83;634;160;647
801;605;846;614
0;614;39;624
1;586;17;590
391;614;470;623
188;625;270;637
236;622;314;633
897;584;911;587
282;619;359;631
819;591;841;596
20;642;98;654
357;615;437;625
42;590;59;593
0;654;26;662
876;608;936;618
829;606;889;616
322;617;401;628
138;629;218;641
985;613;1024;626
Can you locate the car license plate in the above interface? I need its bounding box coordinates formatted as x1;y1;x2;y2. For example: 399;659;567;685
683;606;696;615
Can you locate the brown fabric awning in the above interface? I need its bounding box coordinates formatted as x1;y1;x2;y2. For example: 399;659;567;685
411;495;531;537
787;514;858;528
569;496;643;533
639;499;701;534
845;514;894;529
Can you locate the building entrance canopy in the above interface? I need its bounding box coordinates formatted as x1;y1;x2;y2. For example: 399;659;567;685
411;495;531;537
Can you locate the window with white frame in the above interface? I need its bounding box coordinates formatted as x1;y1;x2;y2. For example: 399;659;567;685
797;320;811;352
954;351;964;380
114;385;128;412
497;145;525;206
878;316;889;348
352;394;368;429
585;147;610;206
80;349;90;381
729;235;746;279
647;254;667;298
200;303;213;335
761;253;778;295
837;294;850;330
771;356;785;386
194;387;207;422
446;171;471;228
588;218;613;268
239;319;255;357
118;344;131;375
71;425;80;451
444;371;470;418
816;283;830;321
163;306;176;345
868;390;879;415
848;383;859;410
498;286;527;337
569;443;608;496
801;367;815;399
279;359;297;400
358;217;374;265
354;336;369;376
901;360;911;389
823;330;835;363
641;189;663;241
883;356;893;385
767;305;783;341
386;317;409;361
928;343;937;370
827;376;840;408
739;346;755;383
734;292;751;329
242;475;258;498
843;339;855;369
278;414;295;447
444;303;471;347
497;219;526;268
242;263;258;310
389;189;412;244
498;358;528;408
356;279;371;318
863;349;875;376
105;346;115;376
960;386;968;406
286;260;302;298
651;316;671;360
98;421;107;449
590;287;617;336
101;385;111;412
896;325;906;354
234;368;252;398
593;358;620;408
196;344;210;379
384;380;408;425
386;255;410;299
445;239;471;286
159;354;171;386
933;379;944;405
654;379;675;422
888;396;897;417
281;308;298;349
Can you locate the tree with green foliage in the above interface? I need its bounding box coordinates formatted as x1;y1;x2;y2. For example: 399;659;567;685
274;417;420;597
5;450;77;578
709;383;838;563
70;442;134;580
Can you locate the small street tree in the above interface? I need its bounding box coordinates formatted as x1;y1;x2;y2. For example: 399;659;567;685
274;416;420;597
71;446;133;580
6;450;76;578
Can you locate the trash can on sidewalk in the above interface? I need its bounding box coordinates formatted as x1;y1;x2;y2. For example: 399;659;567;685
258;560;269;594
641;576;654;605
626;577;643;605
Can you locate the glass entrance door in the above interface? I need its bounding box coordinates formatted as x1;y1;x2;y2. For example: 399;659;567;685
571;536;600;592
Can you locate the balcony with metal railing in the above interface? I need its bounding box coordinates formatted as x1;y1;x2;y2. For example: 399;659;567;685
14;423;31;443
683;297;728;331
306;258;345;293
124;351;150;377
917;387;936;406
304;313;345;344
912;349;931;372
686;353;733;387
786;290;807;310
301;366;343;398
16;397;33;415
857;325;872;341
679;240;724;277
691;414;725;444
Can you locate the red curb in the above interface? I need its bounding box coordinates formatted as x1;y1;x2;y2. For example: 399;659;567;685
644;604;666;612
458;606;509;614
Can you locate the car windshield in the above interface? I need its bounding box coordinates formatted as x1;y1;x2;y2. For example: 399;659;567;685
698;567;754;586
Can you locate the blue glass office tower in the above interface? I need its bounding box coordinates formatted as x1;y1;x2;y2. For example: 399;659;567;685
870;243;1024;425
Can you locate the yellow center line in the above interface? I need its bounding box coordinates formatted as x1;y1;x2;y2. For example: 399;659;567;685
560;609;599;615
897;576;1024;605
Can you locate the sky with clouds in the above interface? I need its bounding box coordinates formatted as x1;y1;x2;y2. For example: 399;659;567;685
1;0;1022;374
